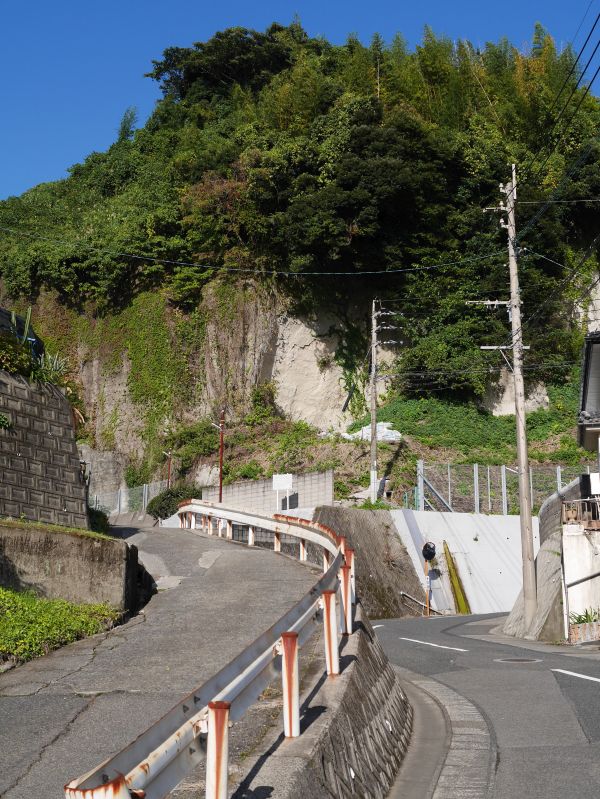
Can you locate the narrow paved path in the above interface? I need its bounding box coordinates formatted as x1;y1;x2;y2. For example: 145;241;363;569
0;526;319;799
380;614;600;799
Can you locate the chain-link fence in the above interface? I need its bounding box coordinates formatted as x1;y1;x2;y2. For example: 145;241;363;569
91;480;168;516
409;461;593;515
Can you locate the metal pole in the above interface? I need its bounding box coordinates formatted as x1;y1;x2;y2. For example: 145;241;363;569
425;559;430;617
340;565;353;634
205;701;230;799
557;465;562;493
487;466;491;512
474;463;480;514
448;463;452;508
417;460;425;512
167;452;172;490
503;164;537;630
281;632;300;738
321;590;340;676
370;298;378;503
218;409;225;503
501;465;508;515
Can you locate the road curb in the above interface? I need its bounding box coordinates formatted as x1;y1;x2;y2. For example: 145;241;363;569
391;666;495;799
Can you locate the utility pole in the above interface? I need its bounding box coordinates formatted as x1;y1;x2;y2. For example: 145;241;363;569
481;165;537;630
503;164;537;632
370;299;378;503
212;410;225;502
218;409;225;503
163;451;173;489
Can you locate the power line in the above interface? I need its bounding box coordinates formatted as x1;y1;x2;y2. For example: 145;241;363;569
526;63;600;189
503;232;600;349
516;138;599;245
0;225;504;279
572;1;598;47
517;198;600;204
502;15;600;206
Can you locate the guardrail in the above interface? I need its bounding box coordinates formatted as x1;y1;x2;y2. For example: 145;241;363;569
562;498;600;528
64;500;355;799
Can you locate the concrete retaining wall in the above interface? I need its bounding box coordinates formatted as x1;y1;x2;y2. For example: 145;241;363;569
203;470;334;515
0;524;138;611
0;371;88;527
503;477;582;641
234;604;412;798
314;506;425;618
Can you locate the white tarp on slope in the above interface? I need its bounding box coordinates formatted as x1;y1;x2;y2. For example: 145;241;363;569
390;509;540;614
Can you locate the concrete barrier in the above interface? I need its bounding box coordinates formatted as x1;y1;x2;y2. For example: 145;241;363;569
0;524;138;611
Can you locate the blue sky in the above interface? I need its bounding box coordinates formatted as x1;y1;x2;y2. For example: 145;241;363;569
1;0;598;199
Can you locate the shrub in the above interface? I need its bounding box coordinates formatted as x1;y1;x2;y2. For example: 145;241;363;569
31;351;69;383
88;507;110;534
223;459;264;484
245;381;279;426
570;608;600;624
0;333;33;376
165;420;220;471
0;587;118;662
146;482;202;520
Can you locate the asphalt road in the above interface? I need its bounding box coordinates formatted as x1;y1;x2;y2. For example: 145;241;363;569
0;526;319;799
378;614;600;799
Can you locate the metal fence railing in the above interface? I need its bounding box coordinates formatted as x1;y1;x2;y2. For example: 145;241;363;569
411;461;594;515
64;503;353;799
562;498;600;528
90;480;168;516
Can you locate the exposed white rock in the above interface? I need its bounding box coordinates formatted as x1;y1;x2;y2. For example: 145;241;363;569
342;421;402;443
269;315;351;431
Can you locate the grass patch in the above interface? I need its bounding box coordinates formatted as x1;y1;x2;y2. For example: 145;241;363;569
0;516;111;541
349;373;587;465
0;587;119;663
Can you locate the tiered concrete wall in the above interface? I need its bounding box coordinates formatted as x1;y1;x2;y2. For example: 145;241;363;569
0;371;88;528
203;470;334;514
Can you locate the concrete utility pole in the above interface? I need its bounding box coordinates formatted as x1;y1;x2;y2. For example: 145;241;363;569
370;299;378;503
218;409;225;503
502;165;537;631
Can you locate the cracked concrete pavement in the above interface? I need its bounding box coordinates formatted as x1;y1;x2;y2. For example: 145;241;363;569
0;525;320;799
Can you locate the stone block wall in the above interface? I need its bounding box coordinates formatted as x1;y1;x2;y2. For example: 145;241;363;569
234;604;412;798
0;371;88;528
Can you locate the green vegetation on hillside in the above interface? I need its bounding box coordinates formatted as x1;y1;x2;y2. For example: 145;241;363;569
0;21;597;470
352;369;589;465
0;587;118;663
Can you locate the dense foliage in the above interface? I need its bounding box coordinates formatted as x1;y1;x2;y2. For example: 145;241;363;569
0;587;118;663
146;481;202;519
0;21;598;398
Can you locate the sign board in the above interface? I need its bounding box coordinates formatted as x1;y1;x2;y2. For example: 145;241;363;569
272;473;293;491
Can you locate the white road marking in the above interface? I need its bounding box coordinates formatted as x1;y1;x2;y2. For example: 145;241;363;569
552;668;600;684
399;637;468;652
373;624;384;629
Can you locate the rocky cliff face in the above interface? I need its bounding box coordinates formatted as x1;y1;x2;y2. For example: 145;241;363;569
26;288;358;486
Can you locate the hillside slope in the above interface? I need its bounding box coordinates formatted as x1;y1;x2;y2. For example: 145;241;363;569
0;22;598;480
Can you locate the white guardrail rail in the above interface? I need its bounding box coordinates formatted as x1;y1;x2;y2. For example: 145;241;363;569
64;500;356;799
